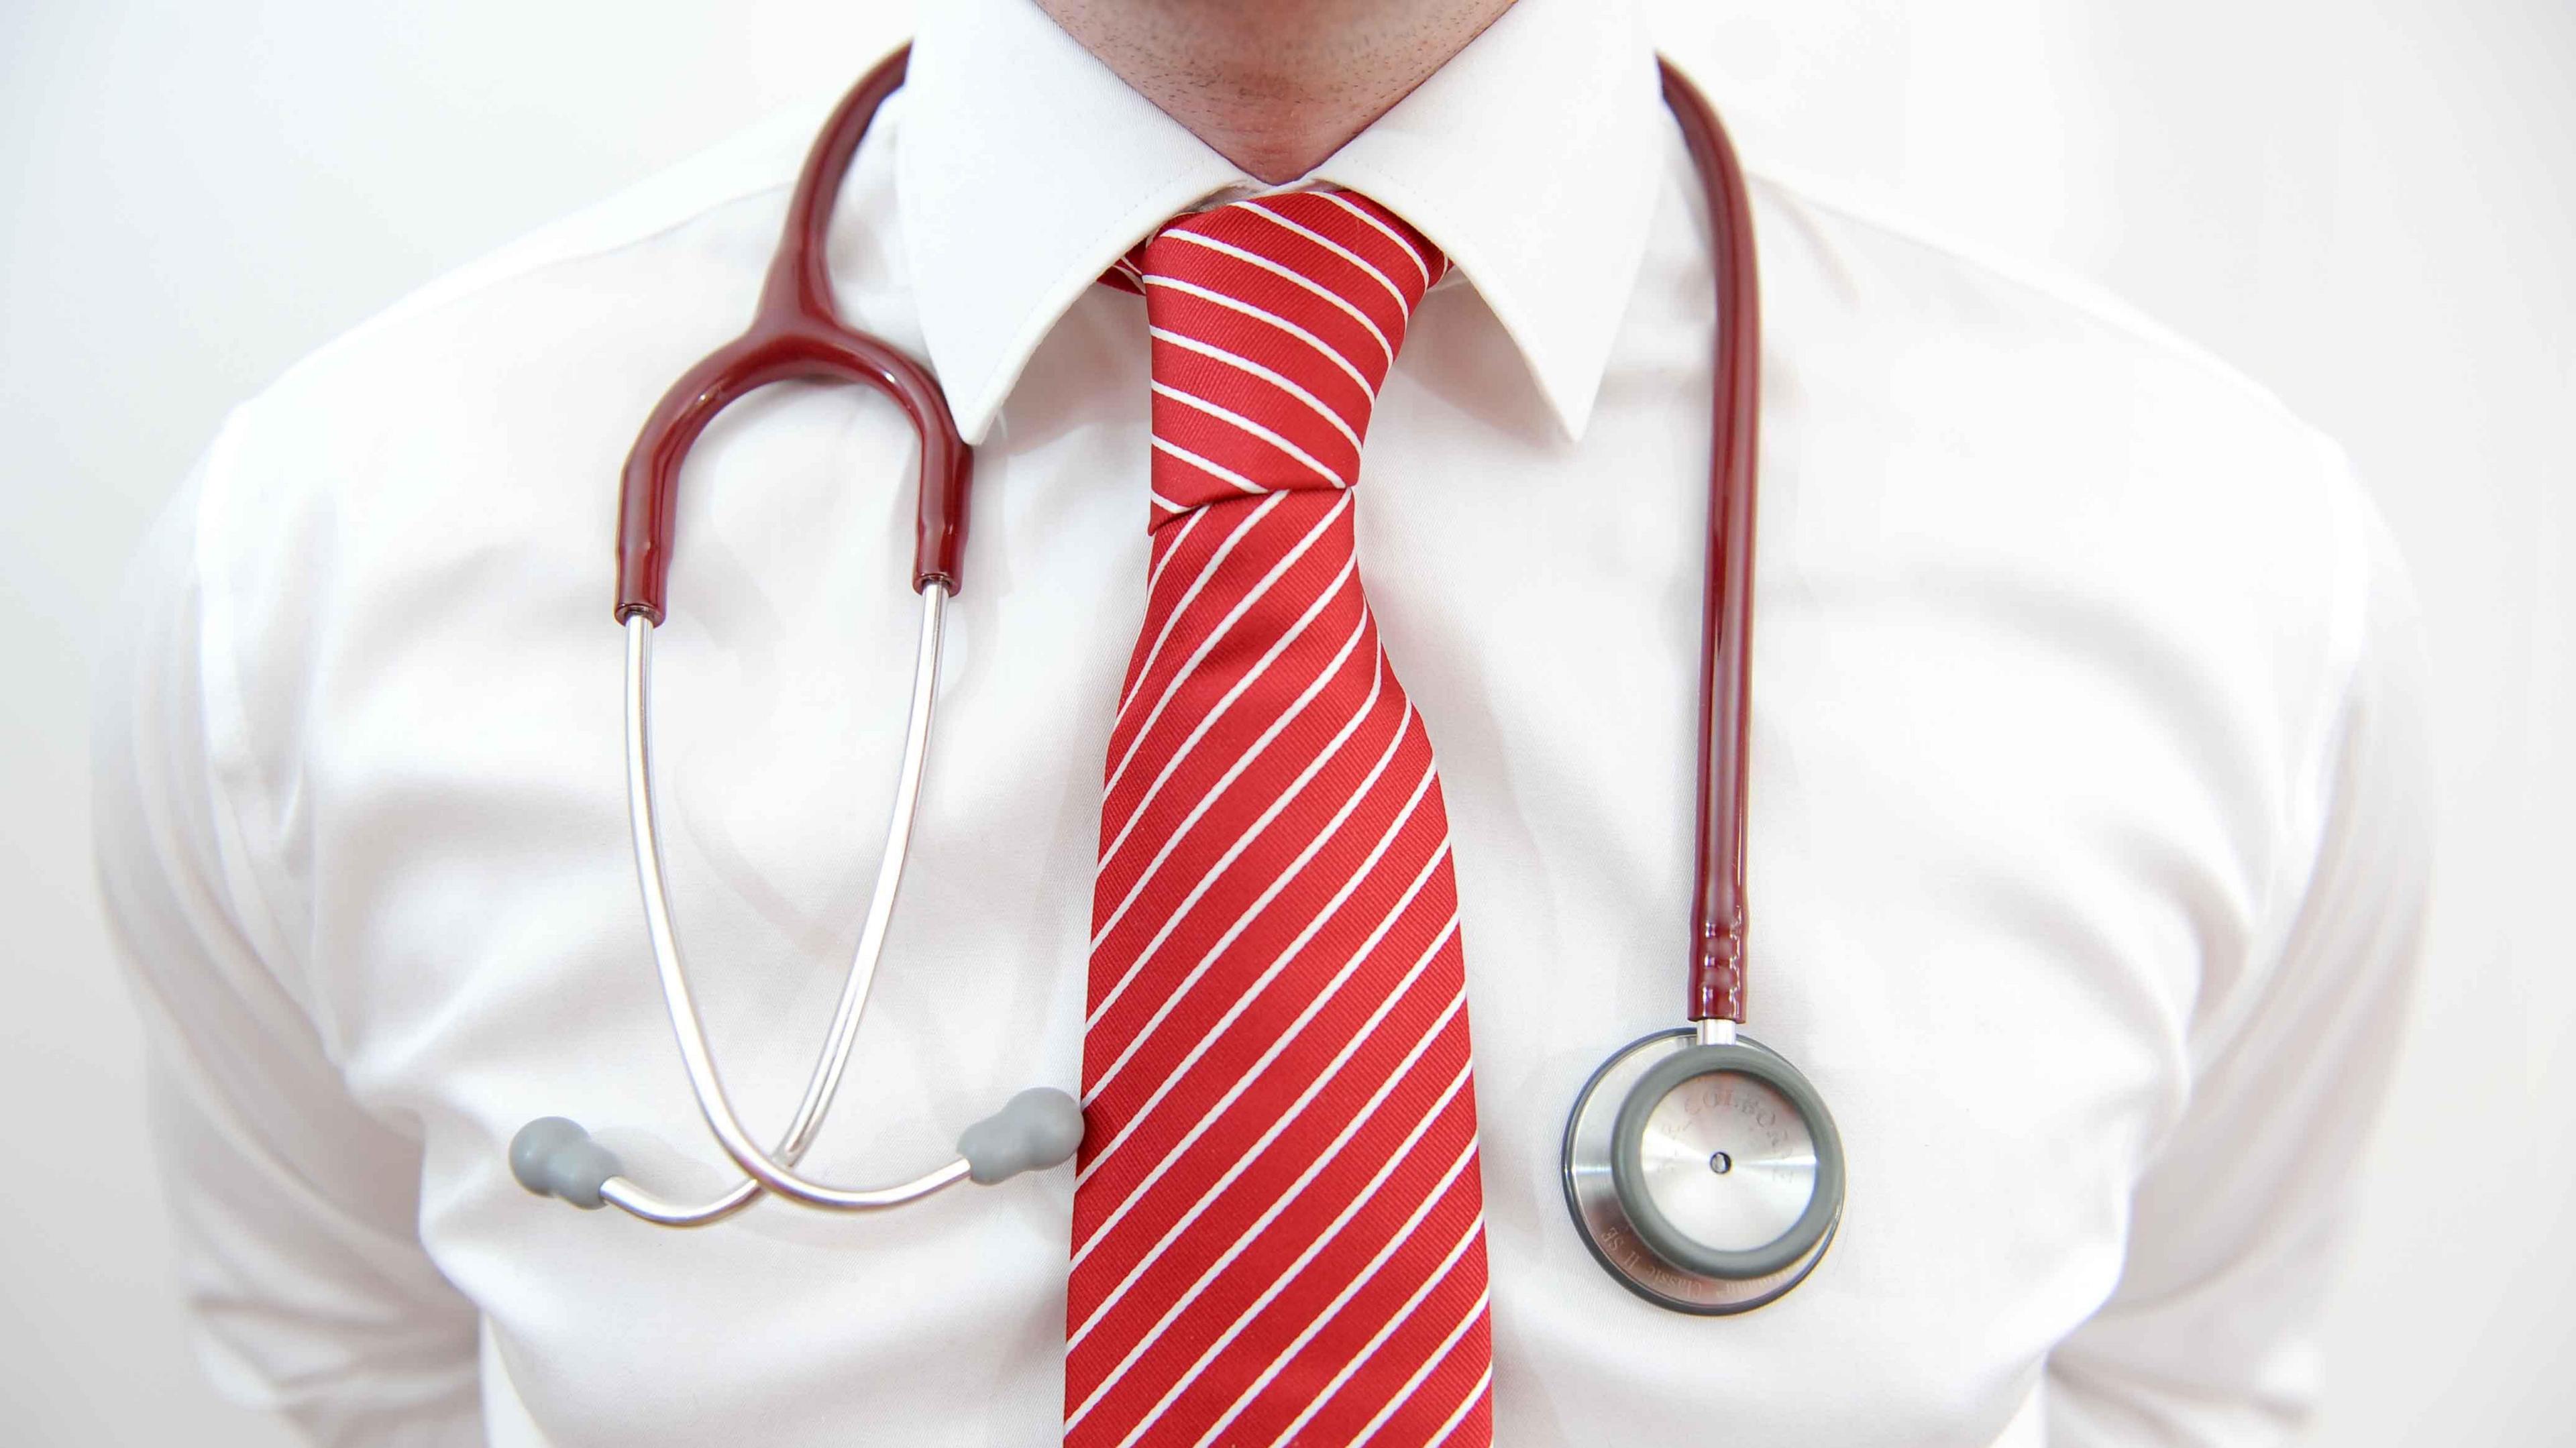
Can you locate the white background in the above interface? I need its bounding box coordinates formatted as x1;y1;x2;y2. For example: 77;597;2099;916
2;1;2568;1443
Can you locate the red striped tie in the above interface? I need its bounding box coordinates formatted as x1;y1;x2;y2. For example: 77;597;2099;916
1063;190;1495;1448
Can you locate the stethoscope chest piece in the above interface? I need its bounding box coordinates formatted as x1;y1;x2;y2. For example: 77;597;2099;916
1562;1028;1844;1314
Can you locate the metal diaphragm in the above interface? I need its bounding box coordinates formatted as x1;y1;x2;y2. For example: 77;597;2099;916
1561;1028;1843;1315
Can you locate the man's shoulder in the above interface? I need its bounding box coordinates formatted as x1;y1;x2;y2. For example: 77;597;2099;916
289;93;837;387
1729;159;2392;775
1747;157;2327;454
217;85;875;512
180;93;877;679
196;89;872;562
1741;156;2367;588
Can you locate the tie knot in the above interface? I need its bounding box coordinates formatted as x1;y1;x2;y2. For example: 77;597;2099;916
1133;190;1447;523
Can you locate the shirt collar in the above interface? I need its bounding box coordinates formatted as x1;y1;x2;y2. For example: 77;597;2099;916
898;0;1664;445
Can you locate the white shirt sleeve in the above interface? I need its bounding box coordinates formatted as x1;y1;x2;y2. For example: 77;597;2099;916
2043;455;2436;1445
93;435;484;1447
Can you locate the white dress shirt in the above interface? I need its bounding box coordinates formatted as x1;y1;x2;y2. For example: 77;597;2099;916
92;1;2434;1444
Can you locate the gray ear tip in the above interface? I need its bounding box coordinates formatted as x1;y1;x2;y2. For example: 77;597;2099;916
1014;1088;1087;1162
957;1088;1087;1185
508;1117;580;1187
509;1116;623;1210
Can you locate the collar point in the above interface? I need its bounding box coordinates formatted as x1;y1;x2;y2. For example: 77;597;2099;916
953;392;1006;449
1536;373;1601;445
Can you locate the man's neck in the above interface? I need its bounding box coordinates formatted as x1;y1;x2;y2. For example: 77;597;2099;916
1032;0;1519;184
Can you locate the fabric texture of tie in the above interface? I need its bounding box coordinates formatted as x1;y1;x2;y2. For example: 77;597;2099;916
1063;190;1495;1448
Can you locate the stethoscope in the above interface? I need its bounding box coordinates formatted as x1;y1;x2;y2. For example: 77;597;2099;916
509;43;1844;1317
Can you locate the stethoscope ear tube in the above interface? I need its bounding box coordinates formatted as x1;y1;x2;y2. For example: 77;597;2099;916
511;586;1081;1225
510;1088;1083;1221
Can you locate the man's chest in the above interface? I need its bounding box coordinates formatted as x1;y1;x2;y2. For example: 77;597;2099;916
268;309;2261;1444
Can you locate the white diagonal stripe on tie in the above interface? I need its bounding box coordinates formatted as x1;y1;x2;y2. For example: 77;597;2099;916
1069;977;1462;1341
1096;554;1356;856
1200;1213;1484;1448
1140;275;1379;400
1093;613;1373;942
1097;1137;1479;1448
1240;199;1414;322
1160;229;1395;366
1067;1076;1473;1433
1152;380;1352;490
1116;490;1281;717
1084;697;1411;1033
1069;917;1458;1294
1104;492;1350;796
1150;326;1365;451
1320;192;1433;288
1150;436;1272;500
1081;837;1452;1185
1083;759;1438;1107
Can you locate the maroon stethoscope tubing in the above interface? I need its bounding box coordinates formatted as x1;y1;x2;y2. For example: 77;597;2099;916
1660;60;1762;1027
614;45;967;624
610;50;1764;1028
